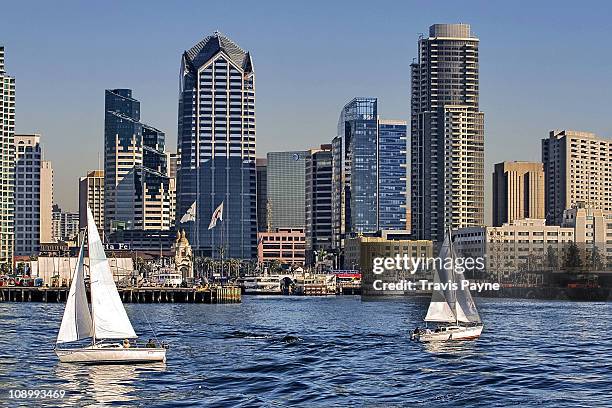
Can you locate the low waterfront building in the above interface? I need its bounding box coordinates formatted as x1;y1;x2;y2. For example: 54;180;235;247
29;256;135;286
107;228;177;255
344;231;433;296
257;228;306;266
453;219;575;281
563;203;612;268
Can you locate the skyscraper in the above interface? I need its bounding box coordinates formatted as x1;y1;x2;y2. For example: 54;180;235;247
52;204;79;242
267;151;307;230
79;170;104;231
177;32;257;259
0;46;15;265
411;24;485;242
492;161;545;227
305;144;333;263
40;160;53;243
378;120;408;230
14;134;52;255
104;89;173;233
542;130;612;225
256;158;268;232
332;98;379;250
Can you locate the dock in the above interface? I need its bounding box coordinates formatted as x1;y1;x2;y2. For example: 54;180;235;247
0;286;241;304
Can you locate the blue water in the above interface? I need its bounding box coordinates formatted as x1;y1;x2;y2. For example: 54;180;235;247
0;296;611;407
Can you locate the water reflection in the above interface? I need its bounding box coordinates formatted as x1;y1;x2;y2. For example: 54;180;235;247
55;362;166;406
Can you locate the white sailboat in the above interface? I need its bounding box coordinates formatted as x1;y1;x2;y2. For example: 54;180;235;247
55;207;167;363
411;230;484;342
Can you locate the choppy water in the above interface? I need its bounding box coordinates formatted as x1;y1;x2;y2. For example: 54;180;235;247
0;296;611;407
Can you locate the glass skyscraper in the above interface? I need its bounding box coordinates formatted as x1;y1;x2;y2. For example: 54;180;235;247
256;158;268;232
378;120;408;230
104;89;172;233
411;24;485;242
332;98;379;250
176;32;257;259
267;151;306;230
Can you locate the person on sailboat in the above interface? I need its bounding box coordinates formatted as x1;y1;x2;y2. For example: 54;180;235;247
123;339;131;348
146;339;156;348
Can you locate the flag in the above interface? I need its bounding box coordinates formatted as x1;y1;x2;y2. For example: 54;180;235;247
180;201;197;223
208;202;224;230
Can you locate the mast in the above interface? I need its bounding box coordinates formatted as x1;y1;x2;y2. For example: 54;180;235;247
88;227;96;346
449;227;458;326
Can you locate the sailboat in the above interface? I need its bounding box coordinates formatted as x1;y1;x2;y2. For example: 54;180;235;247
55;207;167;363
411;229;483;342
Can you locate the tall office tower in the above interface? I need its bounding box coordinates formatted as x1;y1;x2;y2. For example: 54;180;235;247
79;170;104;231
0;46;15;265
332;98;378;251
542;130;612;225
167;152;178;179
267;151;307;230
492;161;545;227
166;152;178;225
411;24;485;242
104;88;142;233
141;124;173;230
52;204;79;242
378;120;408;230
14;134;42;255
256;158;268;232
177;32;257;259
104;89;172;233
305;144;333;263
40;160;53;243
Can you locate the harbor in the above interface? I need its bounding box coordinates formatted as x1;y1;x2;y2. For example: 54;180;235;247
0;285;241;304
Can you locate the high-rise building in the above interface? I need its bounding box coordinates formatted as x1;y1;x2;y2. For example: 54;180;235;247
79;170;104;231
542;130;612;225
52;204;79;242
40;160;53;243
256;158;268;232
492;161;545;227
14;134;43;255
378;120;408;230
332;98;379;251
411;24;485;242
176;32;257;259
305;144;333;263
0;46;15;265
267;151;307;230
104;89;173;233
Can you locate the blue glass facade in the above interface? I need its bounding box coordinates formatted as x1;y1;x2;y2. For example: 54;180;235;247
378;121;407;230
332;98;378;250
176;32;257;259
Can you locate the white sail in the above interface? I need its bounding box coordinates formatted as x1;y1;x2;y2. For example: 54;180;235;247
57;238;93;343
424;233;481;324
424;238;456;323
87;207;137;339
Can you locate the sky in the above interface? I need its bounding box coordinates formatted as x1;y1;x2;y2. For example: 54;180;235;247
2;0;612;222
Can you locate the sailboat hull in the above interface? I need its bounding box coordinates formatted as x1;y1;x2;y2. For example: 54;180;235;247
413;325;483;342
56;345;166;364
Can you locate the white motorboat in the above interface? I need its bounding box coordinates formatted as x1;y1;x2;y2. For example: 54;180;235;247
55;207;167;364
411;229;484;342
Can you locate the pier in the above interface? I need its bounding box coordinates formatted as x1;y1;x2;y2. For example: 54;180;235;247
0;286;241;304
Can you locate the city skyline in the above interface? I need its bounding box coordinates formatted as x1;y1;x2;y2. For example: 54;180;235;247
2;1;612;221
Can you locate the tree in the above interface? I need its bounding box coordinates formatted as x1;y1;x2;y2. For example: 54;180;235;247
546;245;559;269
589;245;603;271
563;242;582;270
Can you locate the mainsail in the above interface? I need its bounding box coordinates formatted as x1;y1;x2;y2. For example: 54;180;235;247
57;238;93;343
87;207;137;339
424;233;481;324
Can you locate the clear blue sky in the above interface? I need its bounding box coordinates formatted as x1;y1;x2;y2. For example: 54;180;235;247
2;0;612;222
